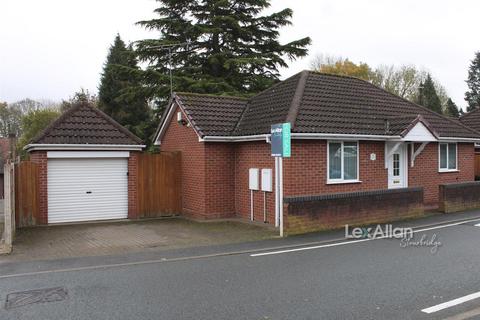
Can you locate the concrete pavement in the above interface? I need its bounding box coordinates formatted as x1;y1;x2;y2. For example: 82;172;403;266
2;212;480;319
4;218;277;262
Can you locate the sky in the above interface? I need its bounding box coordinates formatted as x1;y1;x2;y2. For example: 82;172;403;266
0;0;478;110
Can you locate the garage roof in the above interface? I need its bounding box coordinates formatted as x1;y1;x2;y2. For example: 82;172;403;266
30;102;143;146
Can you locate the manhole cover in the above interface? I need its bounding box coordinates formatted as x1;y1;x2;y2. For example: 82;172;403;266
5;287;68;310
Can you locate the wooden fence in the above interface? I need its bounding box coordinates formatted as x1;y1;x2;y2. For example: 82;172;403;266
475;154;480;179
137;152;182;218
15;161;40;228
12;153;181;227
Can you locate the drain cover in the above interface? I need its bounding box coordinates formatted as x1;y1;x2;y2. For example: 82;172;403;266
5;287;68;310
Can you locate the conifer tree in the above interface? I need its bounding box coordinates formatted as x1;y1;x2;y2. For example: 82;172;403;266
445;98;460;118
465;51;480;112
416;74;443;114
98;34;151;139
131;0;311;112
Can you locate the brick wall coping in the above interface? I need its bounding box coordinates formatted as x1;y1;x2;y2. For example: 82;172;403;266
284;187;424;204
439;181;480;189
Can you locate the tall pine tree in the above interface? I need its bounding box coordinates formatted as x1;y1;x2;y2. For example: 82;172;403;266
416;74;443;114
132;0;311;112
465;51;480;112
445;98;460;118
99;34;152;140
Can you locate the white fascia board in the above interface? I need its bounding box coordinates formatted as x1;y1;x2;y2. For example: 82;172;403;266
25;144;145;152
155;98;202;146
198;133;480;143
437;137;480;143
47;151;130;159
293;133;399;141
201;133;398;142
154;101;177;146
200;134;270;142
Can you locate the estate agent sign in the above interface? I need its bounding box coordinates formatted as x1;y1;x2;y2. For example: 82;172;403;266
271;123;291;157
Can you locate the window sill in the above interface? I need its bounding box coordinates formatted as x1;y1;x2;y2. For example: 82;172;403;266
438;169;459;173
327;180;362;185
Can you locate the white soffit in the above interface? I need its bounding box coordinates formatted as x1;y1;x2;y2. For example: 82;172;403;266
402;122;437;142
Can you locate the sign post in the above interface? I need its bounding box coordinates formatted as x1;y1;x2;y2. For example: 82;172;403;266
271;123;291;237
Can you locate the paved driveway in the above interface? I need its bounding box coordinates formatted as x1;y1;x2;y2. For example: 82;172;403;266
3;218;277;262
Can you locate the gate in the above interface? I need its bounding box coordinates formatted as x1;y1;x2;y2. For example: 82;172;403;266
475;153;480;179
15;161;40;227
137;152;182;218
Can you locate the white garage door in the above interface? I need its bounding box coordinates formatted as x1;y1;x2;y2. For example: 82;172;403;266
48;158;128;224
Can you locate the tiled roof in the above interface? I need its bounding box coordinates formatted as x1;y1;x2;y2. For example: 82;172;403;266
175;93;248;136
31;103;143;145
460;107;480;133
233;72;305;135
166;71;480;139
292;72;478;138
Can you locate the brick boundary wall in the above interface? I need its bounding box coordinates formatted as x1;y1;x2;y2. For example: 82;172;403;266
28;151;48;225
128;152;139;219
284;187;424;235
439;181;480;213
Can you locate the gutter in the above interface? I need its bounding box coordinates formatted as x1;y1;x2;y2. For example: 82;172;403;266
200;133;480;143
436;137;480;143
24;144;146;152
201;133;400;142
200;134;270;142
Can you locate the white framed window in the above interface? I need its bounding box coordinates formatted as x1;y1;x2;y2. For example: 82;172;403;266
327;141;359;183
438;142;457;172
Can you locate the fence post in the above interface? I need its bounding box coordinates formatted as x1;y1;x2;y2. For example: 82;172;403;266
1;163;13;254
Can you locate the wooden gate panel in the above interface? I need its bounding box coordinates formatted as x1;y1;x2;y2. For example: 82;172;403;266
137;152;181;218
15;161;40;227
475;154;480;179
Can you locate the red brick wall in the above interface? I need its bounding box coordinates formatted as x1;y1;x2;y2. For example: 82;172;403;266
233;140;387;224
128;152;139;219
408;143;474;205
283;140;387;196
285;188;424;235
29;151;48;225
234;142;276;223
439;181;480;213
160;117;476;224
204;143;236;218
160;106;207;218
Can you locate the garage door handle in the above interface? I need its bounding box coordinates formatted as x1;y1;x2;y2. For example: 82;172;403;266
86;191;92;194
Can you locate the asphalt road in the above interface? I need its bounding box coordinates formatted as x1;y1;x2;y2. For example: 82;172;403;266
2;214;480;319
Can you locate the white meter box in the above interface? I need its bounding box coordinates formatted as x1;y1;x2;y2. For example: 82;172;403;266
249;168;259;190
261;169;272;192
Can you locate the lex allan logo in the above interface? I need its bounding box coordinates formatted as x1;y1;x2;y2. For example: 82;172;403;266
345;224;413;240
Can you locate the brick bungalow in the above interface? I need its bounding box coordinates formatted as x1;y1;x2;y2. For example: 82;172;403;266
25;102;144;225
155;71;480;232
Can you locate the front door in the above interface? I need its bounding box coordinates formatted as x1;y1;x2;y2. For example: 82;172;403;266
387;143;407;189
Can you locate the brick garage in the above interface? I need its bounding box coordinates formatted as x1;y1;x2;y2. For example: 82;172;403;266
25;102;144;225
156;71;480;232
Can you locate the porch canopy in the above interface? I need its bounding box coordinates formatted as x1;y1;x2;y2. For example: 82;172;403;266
384;114;439;168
